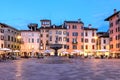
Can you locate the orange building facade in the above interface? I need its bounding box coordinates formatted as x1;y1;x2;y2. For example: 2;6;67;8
64;19;84;53
105;9;120;57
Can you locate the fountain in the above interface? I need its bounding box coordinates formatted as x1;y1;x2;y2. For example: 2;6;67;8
50;37;62;56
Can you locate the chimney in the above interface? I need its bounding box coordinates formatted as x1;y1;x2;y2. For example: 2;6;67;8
88;24;92;28
78;18;81;23
114;9;117;13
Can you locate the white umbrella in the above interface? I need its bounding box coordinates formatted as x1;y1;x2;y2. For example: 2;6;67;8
0;48;11;51
95;49;109;52
44;50;51;53
73;50;81;53
13;50;20;52
62;51;68;54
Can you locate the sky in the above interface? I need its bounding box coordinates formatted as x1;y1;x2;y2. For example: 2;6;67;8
0;0;120;31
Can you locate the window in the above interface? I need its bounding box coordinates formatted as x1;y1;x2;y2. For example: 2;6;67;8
8;35;10;41
8;44;10;48
116;28;118;32
118;27;120;32
118;34;120;40
104;46;106;49
63;31;66;35
85;45;88;49
72;32;78;36
46;40;49;45
49;31;52;34
46;34;49;37
92;45;95;49
66;38;69;42
59;31;62;35
56;31;59;34
67;25;70;29
73;45;77;49
110;44;113;49
32;38;34;43
37;39;39;43
91;39;95;43
85;32;88;36
63;37;66;41
81;32;84;36
81;38;84;42
58;37;62;41
92;31;94;36
67;45;69;49
50;36;52;41
110;37;113;41
64;45;67;49
28;38;30;43
67;32;69;36
72;25;77;29
56;36;58;41
103;39;106;44
8;29;10;32
11;37;13;42
85;39;88;43
110;23;113;27
1;35;4;40
116;20;119;25
72;38;77;43
40;34;43;37
1;44;3;48
116;35;118;40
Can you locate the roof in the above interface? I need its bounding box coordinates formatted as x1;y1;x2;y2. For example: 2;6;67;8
84;27;98;30
64;21;84;24
39;25;67;29
97;32;107;34
99;35;109;38
97;32;109;38
20;30;40;32
105;11;120;21
0;23;19;31
40;19;51;21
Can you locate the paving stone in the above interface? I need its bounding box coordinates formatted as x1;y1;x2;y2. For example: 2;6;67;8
0;57;120;80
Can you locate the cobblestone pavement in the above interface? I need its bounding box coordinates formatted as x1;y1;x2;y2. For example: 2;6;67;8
0;57;120;80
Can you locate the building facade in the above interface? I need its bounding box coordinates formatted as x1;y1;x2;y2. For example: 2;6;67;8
20;24;40;56
105;9;120;57
49;25;67;55
97;32;109;56
0;23;21;50
39;20;51;53
64;19;84;54
0;25;4;48
83;25;98;56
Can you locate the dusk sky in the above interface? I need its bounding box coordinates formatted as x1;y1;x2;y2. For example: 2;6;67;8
0;0;120;31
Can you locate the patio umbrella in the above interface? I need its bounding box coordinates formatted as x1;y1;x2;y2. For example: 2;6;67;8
95;49;109;52
62;51;68;54
13;50;20;52
73;50;81;53
0;48;11;51
44;50;51;53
